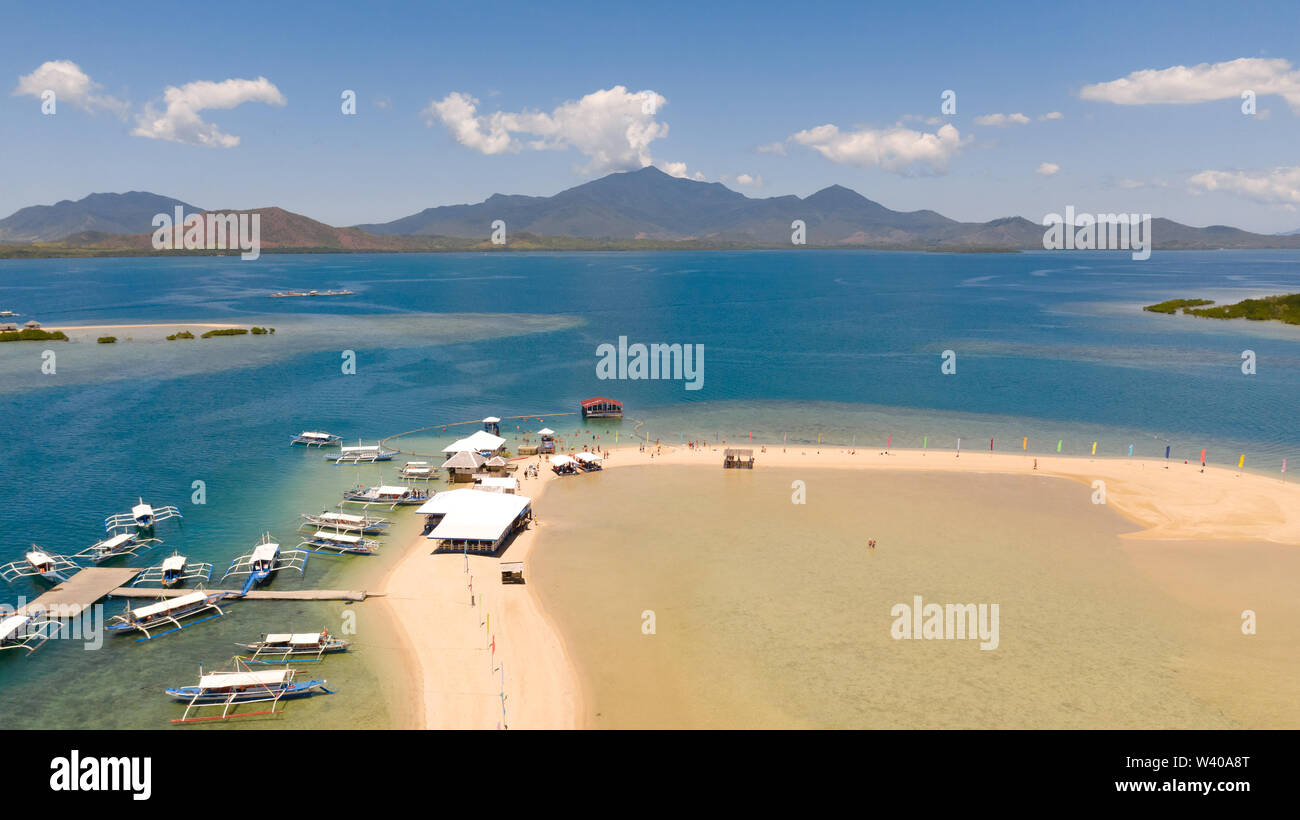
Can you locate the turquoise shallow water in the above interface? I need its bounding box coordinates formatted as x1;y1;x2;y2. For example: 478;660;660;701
0;249;1297;727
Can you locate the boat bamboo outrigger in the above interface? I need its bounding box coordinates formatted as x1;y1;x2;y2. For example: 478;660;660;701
0;611;64;655
107;588;229;641
166;656;332;723
73;531;160;564
0;549;80;584
130;551;213;588
220;534;308;595
297;529;380;555
237;629;350;662
324;444;396;464
341;484;431;509
104;498;183;532
290;430;342;447
299;511;390;534
398;461;438;481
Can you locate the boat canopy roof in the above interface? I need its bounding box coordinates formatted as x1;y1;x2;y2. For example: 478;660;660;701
26;550;53;564
251;542;280;562
320;512;365;523
132;502;154;518
0;614;31;641
341;445;382;453
161;555;187;571
198;668;290;689
550;455;579;467
97;532;135;550
313;530;361;543
574;452;603;462
300;431;335;438
376;485;410;495
131;590;207;619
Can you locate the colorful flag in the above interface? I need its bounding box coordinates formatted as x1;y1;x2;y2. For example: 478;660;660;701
989;438;993;451
1128;444;1133;457
1056;440;1062;453
1239;454;1245;469
1165;446;1171;460
1022;437;1027;451
1091;441;1097;456
1200;448;1205;465
1283;459;1287;474
887;434;891;449
923;436;928;449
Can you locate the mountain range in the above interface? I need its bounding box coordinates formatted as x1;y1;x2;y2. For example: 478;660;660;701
4;167;1299;252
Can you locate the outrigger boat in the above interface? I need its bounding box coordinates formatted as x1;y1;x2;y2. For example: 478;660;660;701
220;534;308;595
341;484;431;508
398;461;437;481
166;656;332;723
73;531;159;564
237;629;350;662
269;289;354;298
0;549;80;584
106;588;228;641
325;444;396;464
131;551;213;588
104;498;183;532
290;430;342;446
299;510;390;534
0;611;64;655
297;529;380;555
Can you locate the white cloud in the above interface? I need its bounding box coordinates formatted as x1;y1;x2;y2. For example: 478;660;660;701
755;141;787;155
658;161;704;180
1039;111;1064;120
1080;57;1300;111
790;122;966;175
424;86;670;174
974;112;1030;127
13;60;127;116
1035;162;1060;176
132;77;285;147
1188;167;1300;206
733;173;763;187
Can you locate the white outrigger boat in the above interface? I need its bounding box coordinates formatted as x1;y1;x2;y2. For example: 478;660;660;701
106;588;229;641
0;549;80;584
297;529;380;555
104;498;183;532
73;531;159;564
166;656;332;723
397;461;438;481
290;430;342;447
130;551;213;588
220;534;308;595
0;611;64;655
237;629;350;662
341;484;431;508
324;444;396;464
299;510;390;534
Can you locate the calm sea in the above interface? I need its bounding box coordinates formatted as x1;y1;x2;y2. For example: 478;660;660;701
0;249;1296;727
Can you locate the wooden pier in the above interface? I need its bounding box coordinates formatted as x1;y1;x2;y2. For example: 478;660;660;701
12;567;373;617
16;567;141;617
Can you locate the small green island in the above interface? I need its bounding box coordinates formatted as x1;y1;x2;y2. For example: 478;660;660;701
97;336;117;344
166;331;195;340
1143;294;1300;325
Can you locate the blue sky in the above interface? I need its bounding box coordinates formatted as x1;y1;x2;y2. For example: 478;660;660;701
2;0;1299;232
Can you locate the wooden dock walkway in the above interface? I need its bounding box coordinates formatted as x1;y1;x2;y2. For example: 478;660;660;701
108;587;374;602
17;567;141;617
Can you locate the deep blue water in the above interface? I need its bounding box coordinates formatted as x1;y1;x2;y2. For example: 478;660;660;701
1;249;1297;725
